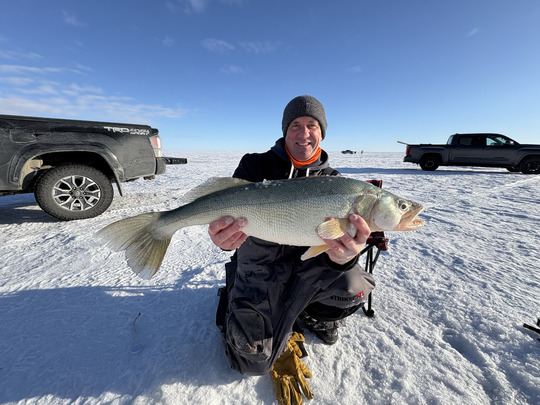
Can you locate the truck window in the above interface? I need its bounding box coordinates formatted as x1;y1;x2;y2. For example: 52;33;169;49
487;135;511;146
471;136;485;146
458;136;473;146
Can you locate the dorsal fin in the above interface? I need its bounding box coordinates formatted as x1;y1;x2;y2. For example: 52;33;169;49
183;177;252;203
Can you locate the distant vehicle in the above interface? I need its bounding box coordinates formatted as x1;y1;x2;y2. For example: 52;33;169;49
341;150;356;154
0;114;187;220
401;133;540;174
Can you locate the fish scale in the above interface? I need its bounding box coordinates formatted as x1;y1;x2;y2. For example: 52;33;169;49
160;178;362;246
98;176;423;279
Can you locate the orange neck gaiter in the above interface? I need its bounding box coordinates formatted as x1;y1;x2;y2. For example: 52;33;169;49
285;146;322;168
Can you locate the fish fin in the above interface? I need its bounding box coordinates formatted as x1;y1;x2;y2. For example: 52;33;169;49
316;218;351;239
97;212;172;279
183;177;251;203
353;193;379;219
301;245;331;260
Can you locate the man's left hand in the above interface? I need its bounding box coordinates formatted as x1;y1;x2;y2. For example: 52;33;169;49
322;214;370;265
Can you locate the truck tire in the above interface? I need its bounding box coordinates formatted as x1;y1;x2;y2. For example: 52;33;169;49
520;156;540;174
35;164;114;220
419;155;441;171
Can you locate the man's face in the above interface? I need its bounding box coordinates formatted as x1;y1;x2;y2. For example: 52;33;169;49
285;116;322;161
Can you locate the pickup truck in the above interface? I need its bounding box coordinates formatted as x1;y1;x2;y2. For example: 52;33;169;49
0;114;187;220
402;133;540;174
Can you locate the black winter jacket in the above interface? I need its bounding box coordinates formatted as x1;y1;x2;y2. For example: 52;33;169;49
216;139;372;376
233;138;339;182
231;138;358;272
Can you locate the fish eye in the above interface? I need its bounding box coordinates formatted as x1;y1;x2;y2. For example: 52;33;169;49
397;200;409;211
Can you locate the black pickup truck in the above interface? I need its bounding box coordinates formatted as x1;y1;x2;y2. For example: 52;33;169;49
0;114;187;220
402;133;540;174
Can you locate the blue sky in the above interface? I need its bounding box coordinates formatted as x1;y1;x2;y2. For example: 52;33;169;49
1;0;539;153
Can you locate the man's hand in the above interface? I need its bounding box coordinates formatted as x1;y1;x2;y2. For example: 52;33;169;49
323;214;370;265
208;216;248;250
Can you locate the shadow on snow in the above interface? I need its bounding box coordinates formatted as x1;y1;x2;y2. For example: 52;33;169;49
0;279;263;403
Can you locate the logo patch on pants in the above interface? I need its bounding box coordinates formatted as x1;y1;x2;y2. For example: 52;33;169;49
330;290;364;303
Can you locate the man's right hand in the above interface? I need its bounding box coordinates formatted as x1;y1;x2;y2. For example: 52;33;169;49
208;216;248;250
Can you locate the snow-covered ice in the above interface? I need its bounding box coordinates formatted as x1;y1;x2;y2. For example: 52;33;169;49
1;151;539;405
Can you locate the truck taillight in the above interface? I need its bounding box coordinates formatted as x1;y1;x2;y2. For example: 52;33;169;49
150;135;163;157
405;146;411;156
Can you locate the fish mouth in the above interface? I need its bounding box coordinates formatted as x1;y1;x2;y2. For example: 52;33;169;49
396;204;424;231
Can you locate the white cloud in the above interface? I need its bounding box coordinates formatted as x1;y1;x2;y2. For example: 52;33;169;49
11;80;102;98
467;28;480;37
0;50;43;60
163;35;175;47
73;94;190;120
0;96;70;116
62;10;85;27
72;62;94;73
0;84;190;122
19;83;60;96
201;39;281;55
62;83;104;96
0;76;35;86
221;65;245;74
0;63;93;76
0;61;190;122
165;0;177;13
168;0;245;13
0;64;66;75
0;92;190;122
176;0;210;13
201;39;235;53
239;41;280;54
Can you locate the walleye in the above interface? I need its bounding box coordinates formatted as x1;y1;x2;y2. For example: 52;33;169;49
98;176;423;279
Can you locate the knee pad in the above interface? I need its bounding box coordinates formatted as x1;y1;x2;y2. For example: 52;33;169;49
227;308;272;362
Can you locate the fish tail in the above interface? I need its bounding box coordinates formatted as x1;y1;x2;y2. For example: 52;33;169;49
97;212;172;279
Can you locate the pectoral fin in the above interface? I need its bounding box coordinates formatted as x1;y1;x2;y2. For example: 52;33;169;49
301;245;331;260
317;218;351;239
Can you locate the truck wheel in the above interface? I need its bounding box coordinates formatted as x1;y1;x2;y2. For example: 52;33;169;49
520;157;540;174
35;164;114;220
419;156;440;171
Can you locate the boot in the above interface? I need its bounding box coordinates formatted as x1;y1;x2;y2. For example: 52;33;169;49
298;312;344;345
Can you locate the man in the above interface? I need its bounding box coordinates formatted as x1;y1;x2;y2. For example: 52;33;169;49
209;95;375;403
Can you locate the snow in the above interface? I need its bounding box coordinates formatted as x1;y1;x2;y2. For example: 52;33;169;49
1;151;539;405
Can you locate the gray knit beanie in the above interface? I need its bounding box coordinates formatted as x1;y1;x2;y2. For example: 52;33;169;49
282;95;327;139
